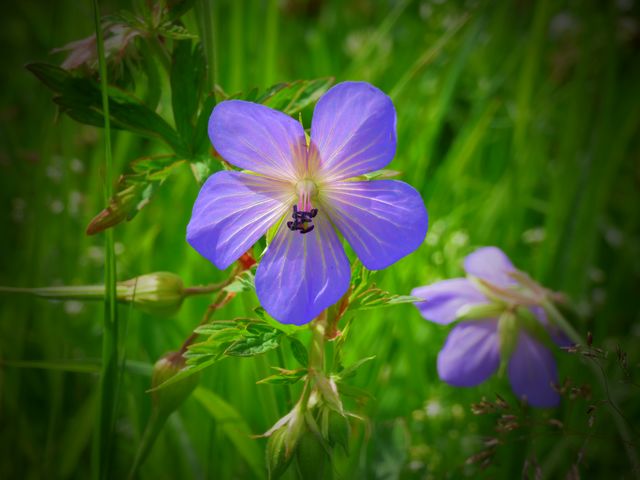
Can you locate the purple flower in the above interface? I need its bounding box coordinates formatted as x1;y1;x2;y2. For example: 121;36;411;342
187;82;428;325
412;247;562;408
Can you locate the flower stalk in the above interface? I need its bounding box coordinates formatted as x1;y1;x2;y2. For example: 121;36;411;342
0;272;239;317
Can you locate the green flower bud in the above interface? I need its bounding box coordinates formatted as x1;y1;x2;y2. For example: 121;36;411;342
285;402;306;456
295;429;326;480
151;352;199;417
120;272;185;316
266;425;294;480
86;180;145;235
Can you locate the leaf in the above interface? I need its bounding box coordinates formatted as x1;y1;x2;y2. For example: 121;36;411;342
288;337;309;367
253;307;302;336
181;319;285;380
349;261;374;298
334;382;374;402
350;287;422;311
193;387;266;479
258;78;334;115
224;326;281;357
223;270;255;294
257;368;307;385
157;23;199;39
193;319;242;335
26;62;186;155
171;40;205;150
151;357;218;392
336;356;376;380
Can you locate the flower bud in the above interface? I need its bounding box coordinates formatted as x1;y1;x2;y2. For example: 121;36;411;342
151;351;199;417
266;425;294;479
295;428;326;480
119;272;185;316
86;179;144;235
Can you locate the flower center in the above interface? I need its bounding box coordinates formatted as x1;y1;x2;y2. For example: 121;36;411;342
288;180;318;234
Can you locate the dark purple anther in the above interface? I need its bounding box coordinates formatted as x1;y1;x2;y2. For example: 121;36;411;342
288;205;317;234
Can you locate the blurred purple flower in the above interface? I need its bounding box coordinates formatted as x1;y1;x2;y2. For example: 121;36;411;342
412;247;563;408
188;82;428;325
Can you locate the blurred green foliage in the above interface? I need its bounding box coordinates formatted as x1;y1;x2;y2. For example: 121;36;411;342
1;0;639;478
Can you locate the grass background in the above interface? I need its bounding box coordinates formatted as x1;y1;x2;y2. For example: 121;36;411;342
1;0;639;478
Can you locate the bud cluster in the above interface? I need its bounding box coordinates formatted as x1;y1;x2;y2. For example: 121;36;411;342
264;374;351;479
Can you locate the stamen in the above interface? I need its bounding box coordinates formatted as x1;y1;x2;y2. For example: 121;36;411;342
286;205;318;235
289;180;319;234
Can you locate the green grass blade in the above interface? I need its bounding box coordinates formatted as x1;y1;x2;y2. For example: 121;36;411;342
91;1;120;479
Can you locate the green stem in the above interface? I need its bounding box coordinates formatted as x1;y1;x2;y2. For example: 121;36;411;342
1;280;228;301
544;298;640;477
91;1;119;479
0;285;110;299
542;299;583;347
182;282;227;297
196;0;217;96
309;313;326;374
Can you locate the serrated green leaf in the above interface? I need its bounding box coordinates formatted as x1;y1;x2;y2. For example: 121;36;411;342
253;307;302;336
193;320;240;335
259;78;333;115
349;261;374;298
224;328;281;357
27;62;186;154
158;23;198;39
350;287;421;311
